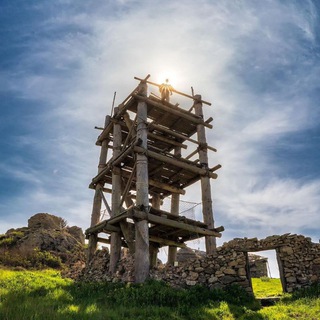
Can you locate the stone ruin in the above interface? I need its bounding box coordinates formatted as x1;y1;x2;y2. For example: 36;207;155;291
80;233;320;294
248;254;268;278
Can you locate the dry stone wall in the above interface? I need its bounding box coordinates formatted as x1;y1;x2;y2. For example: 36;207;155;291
80;234;320;293
248;254;268;278
225;234;320;292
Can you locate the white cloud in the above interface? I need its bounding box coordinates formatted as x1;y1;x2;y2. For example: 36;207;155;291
1;0;319;246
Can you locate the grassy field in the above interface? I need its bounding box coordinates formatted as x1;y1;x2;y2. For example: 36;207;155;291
0;269;319;319
251;277;283;298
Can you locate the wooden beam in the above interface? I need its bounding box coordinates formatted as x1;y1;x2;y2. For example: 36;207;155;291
96;121;113;145
99;188;112;216
149;236;186;248
110;121;123;273
134;146;218;179
122;113;137;151
121;170;186;195
210;164;222;172
91;140;137;185
148;131;187;149
85;220;121;235
88;116;111;261
148;123;217;152
150;207;208;228
133;94;212;129
117;75;151;113
97;237;128;248
194;94;216;253
168;146;181;265
106;210;131;225
132;211;222;238
119;161;137;209
134;76;212;106
134;81;150;283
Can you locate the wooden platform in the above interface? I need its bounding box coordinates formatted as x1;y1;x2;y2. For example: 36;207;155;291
85;206;223;249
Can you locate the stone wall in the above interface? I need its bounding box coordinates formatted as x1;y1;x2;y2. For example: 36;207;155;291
225;234;320;292
248;254;268;278
80;234;320;294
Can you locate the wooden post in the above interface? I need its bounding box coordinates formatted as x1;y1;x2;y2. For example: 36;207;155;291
150;194;161;267
87;116;111;261
194;95;216;253
109;116;122;273
167;146;181;265
135;81;150;283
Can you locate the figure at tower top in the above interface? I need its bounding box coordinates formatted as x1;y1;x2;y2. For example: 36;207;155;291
159;79;174;102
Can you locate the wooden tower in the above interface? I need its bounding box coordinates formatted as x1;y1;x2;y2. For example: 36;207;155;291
86;75;224;283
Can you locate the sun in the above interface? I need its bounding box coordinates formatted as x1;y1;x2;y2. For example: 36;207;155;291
155;70;179;87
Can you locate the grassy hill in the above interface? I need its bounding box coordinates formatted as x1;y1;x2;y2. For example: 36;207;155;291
0;268;319;319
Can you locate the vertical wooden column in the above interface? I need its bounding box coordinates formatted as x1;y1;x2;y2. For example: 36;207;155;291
150;194;161;267
135;81;150;283
109;113;123;273
87;116;111;261
167;147;181;265
194;95;216;253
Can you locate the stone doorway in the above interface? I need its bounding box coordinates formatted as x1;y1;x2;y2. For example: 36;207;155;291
246;250;285;296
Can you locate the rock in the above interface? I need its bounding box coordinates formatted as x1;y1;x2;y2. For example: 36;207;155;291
0;213;85;270
220;276;236;284
208;276;218;283
224;268;236;275
186;280;197;286
28;213;65;230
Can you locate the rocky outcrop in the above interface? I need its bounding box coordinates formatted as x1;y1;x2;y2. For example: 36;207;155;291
0;213;85;269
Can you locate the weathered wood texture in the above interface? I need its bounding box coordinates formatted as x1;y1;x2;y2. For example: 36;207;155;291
87;115;111;261
134;82;150;283
167;146;181;265
150;194;161;267
109;121;123;273
194;95;216;253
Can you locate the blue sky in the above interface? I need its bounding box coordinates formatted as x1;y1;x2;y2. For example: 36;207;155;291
1;0;320;269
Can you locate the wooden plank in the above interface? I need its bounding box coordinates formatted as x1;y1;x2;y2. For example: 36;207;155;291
150;207;207;228
148;131;187;149
133;94;213;128
149;236;186;248
133;211;222;238
134;76;212;106
148;123;217;152
85;220;121;235
134;146;218;179
121;170;186;195
97;237;128;248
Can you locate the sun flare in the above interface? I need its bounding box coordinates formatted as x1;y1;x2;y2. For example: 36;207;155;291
155;70;179;87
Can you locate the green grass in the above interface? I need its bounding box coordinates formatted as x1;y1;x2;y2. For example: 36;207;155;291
0;269;319;320
252;277;283;298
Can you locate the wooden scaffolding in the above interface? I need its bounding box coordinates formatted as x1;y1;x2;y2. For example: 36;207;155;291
86;75;224;282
